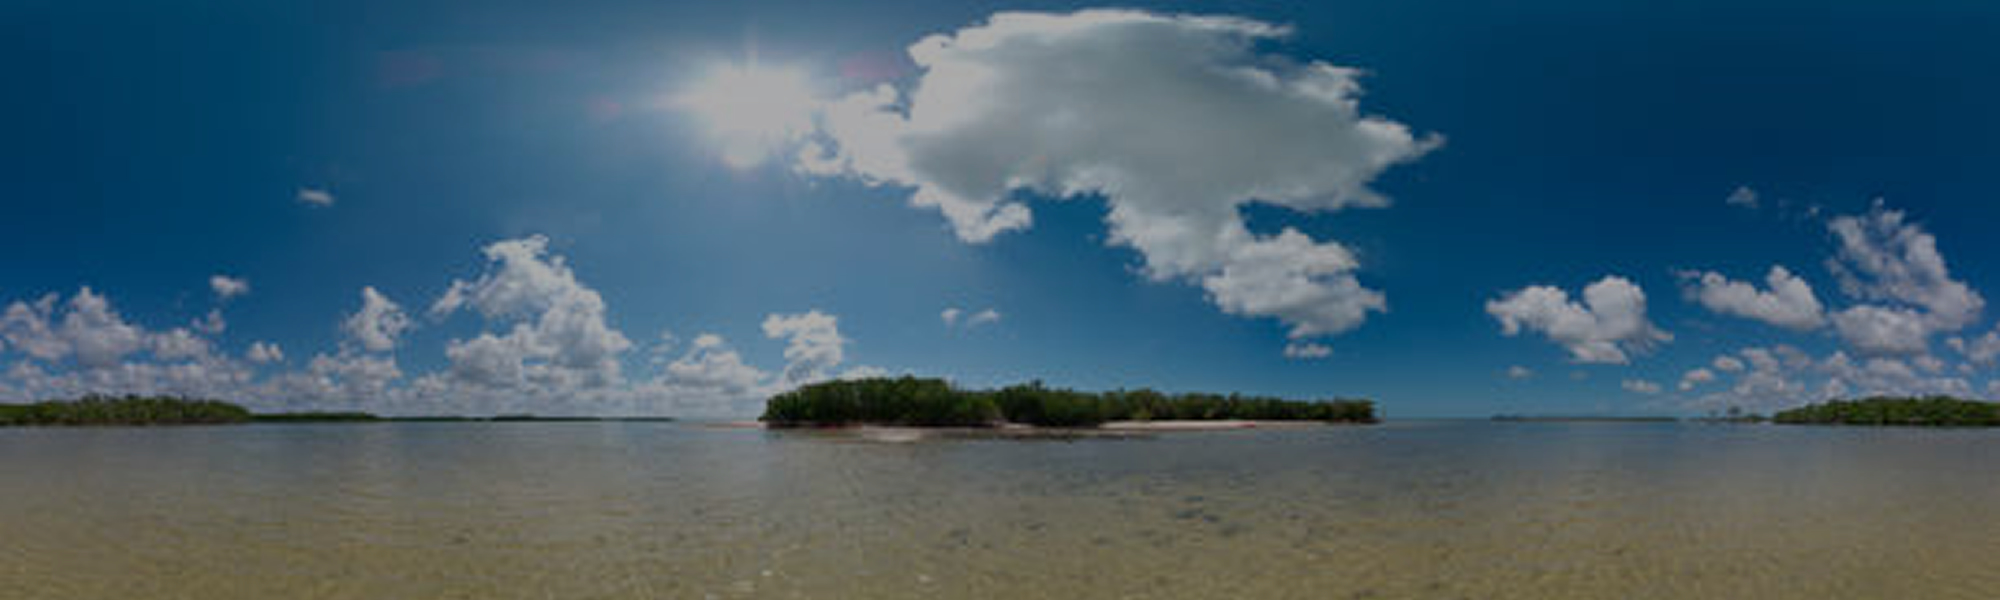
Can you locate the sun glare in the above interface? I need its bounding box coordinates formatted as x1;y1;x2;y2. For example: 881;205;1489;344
679;63;819;169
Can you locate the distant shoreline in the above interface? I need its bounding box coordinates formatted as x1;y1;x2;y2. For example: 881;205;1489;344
1;396;673;427
1490;415;1681;423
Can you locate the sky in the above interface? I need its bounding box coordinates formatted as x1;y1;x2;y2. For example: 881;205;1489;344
4;0;2000;418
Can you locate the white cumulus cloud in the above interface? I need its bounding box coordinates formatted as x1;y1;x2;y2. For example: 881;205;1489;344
1829;304;1931;357
0;288;256;403
1823;203;1983;355
1486;276;1671;364
210;275;250;301
1678;367;1717;391
763;310;847;385
192;309;226;335
246;341;284;364
430;235;633;395
0;243;876;419
0;288;150;370
1949;328;2000;365
1679;265;1824;331
632;332;773;417
342;286;411;353
799;9;1437;348
1684;345;1979;413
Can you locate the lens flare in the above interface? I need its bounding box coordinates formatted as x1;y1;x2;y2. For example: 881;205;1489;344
679;63;818;168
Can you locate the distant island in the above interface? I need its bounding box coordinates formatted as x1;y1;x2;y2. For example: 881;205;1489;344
1490;398;2000;427
1772;396;2000;427
759;376;1377;428
1491;415;1679;423
0;395;674;426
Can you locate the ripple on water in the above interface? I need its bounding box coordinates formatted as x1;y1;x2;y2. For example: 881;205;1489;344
2;422;1999;598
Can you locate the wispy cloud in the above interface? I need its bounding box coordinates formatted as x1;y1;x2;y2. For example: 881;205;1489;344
297;187;335;207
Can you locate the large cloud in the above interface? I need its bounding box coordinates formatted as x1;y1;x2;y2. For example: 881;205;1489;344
798;9;1438;347
1678;265;1824;331
429;235;634;397
1486;276;1671;364
1824;204;1983;355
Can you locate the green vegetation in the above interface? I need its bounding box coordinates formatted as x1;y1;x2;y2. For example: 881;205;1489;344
1773;396;2000;427
762;376;999;426
1;397;677;426
760;376;1377;427
0;395;251;426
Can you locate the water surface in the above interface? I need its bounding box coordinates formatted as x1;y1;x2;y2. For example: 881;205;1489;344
3;421;1997;598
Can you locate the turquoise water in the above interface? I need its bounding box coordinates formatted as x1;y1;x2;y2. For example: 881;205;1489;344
3;421;1998;598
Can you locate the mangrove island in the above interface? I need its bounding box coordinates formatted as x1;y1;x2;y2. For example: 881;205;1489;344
759;376;1377;428
0;395;253;426
1772;396;2000;427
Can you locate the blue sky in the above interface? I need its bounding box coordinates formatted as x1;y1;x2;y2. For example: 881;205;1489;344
4;0;2000;417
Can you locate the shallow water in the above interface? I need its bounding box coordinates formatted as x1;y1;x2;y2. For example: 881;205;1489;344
3;421;1998;599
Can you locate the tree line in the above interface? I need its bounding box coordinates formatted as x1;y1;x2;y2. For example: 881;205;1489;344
760;376;1377;427
1772;396;2000;427
1;397;678;426
0;395;252;426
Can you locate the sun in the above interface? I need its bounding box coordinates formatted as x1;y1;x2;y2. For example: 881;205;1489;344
678;62;819;169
